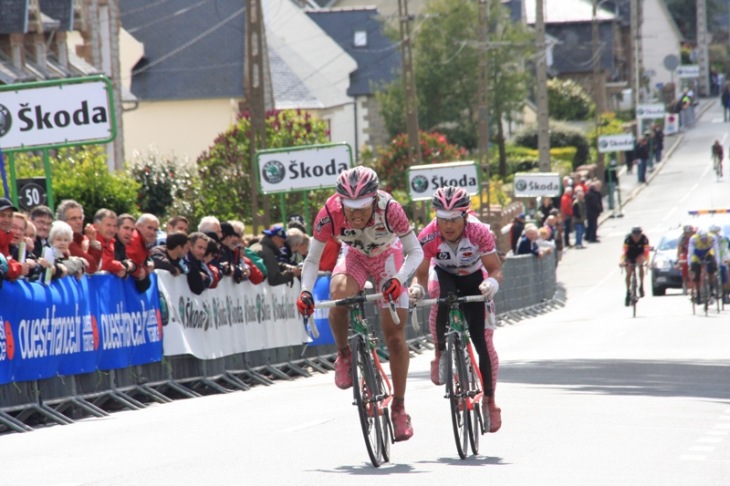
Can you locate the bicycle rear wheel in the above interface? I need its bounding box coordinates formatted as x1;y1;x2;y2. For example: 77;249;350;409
702;273;710;316
351;336;385;467
630;269;638;318
446;333;469;459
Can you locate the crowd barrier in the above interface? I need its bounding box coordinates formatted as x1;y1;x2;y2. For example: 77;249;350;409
0;252;557;433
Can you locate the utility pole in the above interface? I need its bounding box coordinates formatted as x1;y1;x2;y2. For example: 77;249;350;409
592;0;605;182
535;0;551;172
630;0;640;134
107;0;124;171
397;0;422;167
477;0;491;217
696;0;709;96
245;0;269;233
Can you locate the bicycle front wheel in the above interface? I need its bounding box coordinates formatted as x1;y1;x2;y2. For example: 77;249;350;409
351;335;385;467
465;349;482;455
446;333;470;459
630;270;638;318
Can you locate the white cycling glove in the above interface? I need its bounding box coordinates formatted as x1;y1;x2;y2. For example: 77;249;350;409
407;283;425;303
478;277;499;300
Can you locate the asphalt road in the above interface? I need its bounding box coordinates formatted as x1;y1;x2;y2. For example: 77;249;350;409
3;105;730;486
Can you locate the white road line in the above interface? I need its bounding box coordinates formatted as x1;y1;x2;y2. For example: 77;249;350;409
679;185;697;204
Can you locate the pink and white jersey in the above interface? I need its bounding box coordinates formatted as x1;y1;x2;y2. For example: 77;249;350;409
418;214;496;275
313;191;412;257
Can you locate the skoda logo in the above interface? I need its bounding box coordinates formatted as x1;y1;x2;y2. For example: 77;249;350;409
262;160;286;184
598;140;608;150
515;179;527;191
0;104;11;138
411;175;429;193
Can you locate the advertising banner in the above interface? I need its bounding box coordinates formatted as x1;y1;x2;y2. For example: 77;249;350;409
636;103;666;119
0;76;115;151
256;143;352;194
0;274;162;385
513;172;562;197
407;161;480;201
157;272;309;359
598;134;635;153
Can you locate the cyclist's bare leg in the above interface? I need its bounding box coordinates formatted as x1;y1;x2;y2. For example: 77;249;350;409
329;274;360;352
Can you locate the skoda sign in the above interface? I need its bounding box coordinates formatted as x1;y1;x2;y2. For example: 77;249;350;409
513;172;561;197
0;76;115;150
598;134;635;153
256;143;352;194
407;161;480;201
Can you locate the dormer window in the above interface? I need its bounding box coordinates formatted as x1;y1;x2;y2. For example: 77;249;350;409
354;30;367;47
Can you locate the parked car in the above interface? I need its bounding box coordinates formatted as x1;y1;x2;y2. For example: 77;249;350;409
650;227;683;296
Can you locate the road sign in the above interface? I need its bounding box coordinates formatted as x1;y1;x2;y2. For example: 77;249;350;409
598;134;635;153
513;172;561;197
636;103;666;119
256;143;352;194
407;161;480;201
676;65;700;78
16;178;47;211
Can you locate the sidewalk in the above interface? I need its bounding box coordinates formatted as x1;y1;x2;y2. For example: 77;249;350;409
598;98;716;227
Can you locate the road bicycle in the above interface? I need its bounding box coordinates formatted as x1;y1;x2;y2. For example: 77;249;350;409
314;292;398;467
413;292;488;459
713;154;723;181
621;262;644;318
691;260;720;316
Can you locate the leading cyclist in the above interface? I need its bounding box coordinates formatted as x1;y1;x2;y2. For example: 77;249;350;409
620;226;650;306
688;229;720;304
296;166;423;442
407;186;504;433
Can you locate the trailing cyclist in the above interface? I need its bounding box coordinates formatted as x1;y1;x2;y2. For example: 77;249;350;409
677;224;695;294
407;186;504;433
295;166;423;442
688;229;721;304
711;140;724;178
709;224;730;304
620;226;650;306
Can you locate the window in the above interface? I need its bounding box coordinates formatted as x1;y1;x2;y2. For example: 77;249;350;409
353;30;367;47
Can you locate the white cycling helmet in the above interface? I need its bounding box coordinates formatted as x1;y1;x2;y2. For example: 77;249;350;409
708;224;721;233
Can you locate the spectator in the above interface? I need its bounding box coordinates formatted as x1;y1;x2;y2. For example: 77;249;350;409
604;159;620;213
652;123;664;164
535;226;555;255
156;215;189;246
560;187;573;247
198;216;222;241
183;232;213;294
572;189;587;249
47;221;87;280
635;136;650;184
114;213;135;262
24;220;37;258
29;204;53;258
203;238;222;289
573;173;588;196
537;197;553;226
284;227;309;266
125;213;159;291
585;181;603;243
9;213;44;280
56;199;101;273
516;224;542;257
93;208;136;278
150;232;189;275
550;211;564;264
509;213;526;254
723;84;730;122
219;223;264;284
230;220;268;278
250;224;301;286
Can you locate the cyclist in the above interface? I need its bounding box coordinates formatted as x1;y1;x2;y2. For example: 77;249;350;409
620;226;650;306
407;186;504;433
295;166;423;442
688;229;720;304
709;224;730;304
711;140;723;177
676;224;695;294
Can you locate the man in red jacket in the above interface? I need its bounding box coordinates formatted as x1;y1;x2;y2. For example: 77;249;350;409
93;208;136;278
56;199;102;273
0;198;32;281
560;186;574;247
125;213;159;281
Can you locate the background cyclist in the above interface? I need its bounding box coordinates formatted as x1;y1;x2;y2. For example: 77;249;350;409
408;186;504;433
712;140;723;175
296;166;423;442
688;229;720;304
708;224;729;304
620;226;650;306
677;224;695;294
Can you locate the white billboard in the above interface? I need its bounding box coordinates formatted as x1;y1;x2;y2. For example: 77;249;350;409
513;172;562;197
0;77;114;150
256;143;352;194
636;103;666;119
676;65;700;78
598;134;635;153
407;161;480;201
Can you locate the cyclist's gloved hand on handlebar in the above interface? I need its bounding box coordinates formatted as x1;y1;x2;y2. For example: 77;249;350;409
382;278;403;301
296;291;315;317
407;283;425;303
478;277;499;300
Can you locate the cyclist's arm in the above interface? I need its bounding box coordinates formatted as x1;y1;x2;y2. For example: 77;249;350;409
300;238;326;294
394;230;424;285
481;252;503;285
413;256;429;291
688;237;697;261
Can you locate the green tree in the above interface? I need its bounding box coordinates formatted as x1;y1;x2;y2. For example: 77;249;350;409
196;109;331;225
547;78;595;121
11;147;139;222
377;0;533;178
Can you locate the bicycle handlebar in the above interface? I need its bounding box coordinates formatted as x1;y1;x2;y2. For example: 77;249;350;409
316;292;401;326
415;294;489;307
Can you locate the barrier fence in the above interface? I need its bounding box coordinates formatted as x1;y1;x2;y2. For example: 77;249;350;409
0;252;557;433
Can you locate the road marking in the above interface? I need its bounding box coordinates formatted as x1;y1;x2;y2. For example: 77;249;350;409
281;418;334;433
679;185;696;204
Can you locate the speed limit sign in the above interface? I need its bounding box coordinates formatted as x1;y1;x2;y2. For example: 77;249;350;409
16;178;48;211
